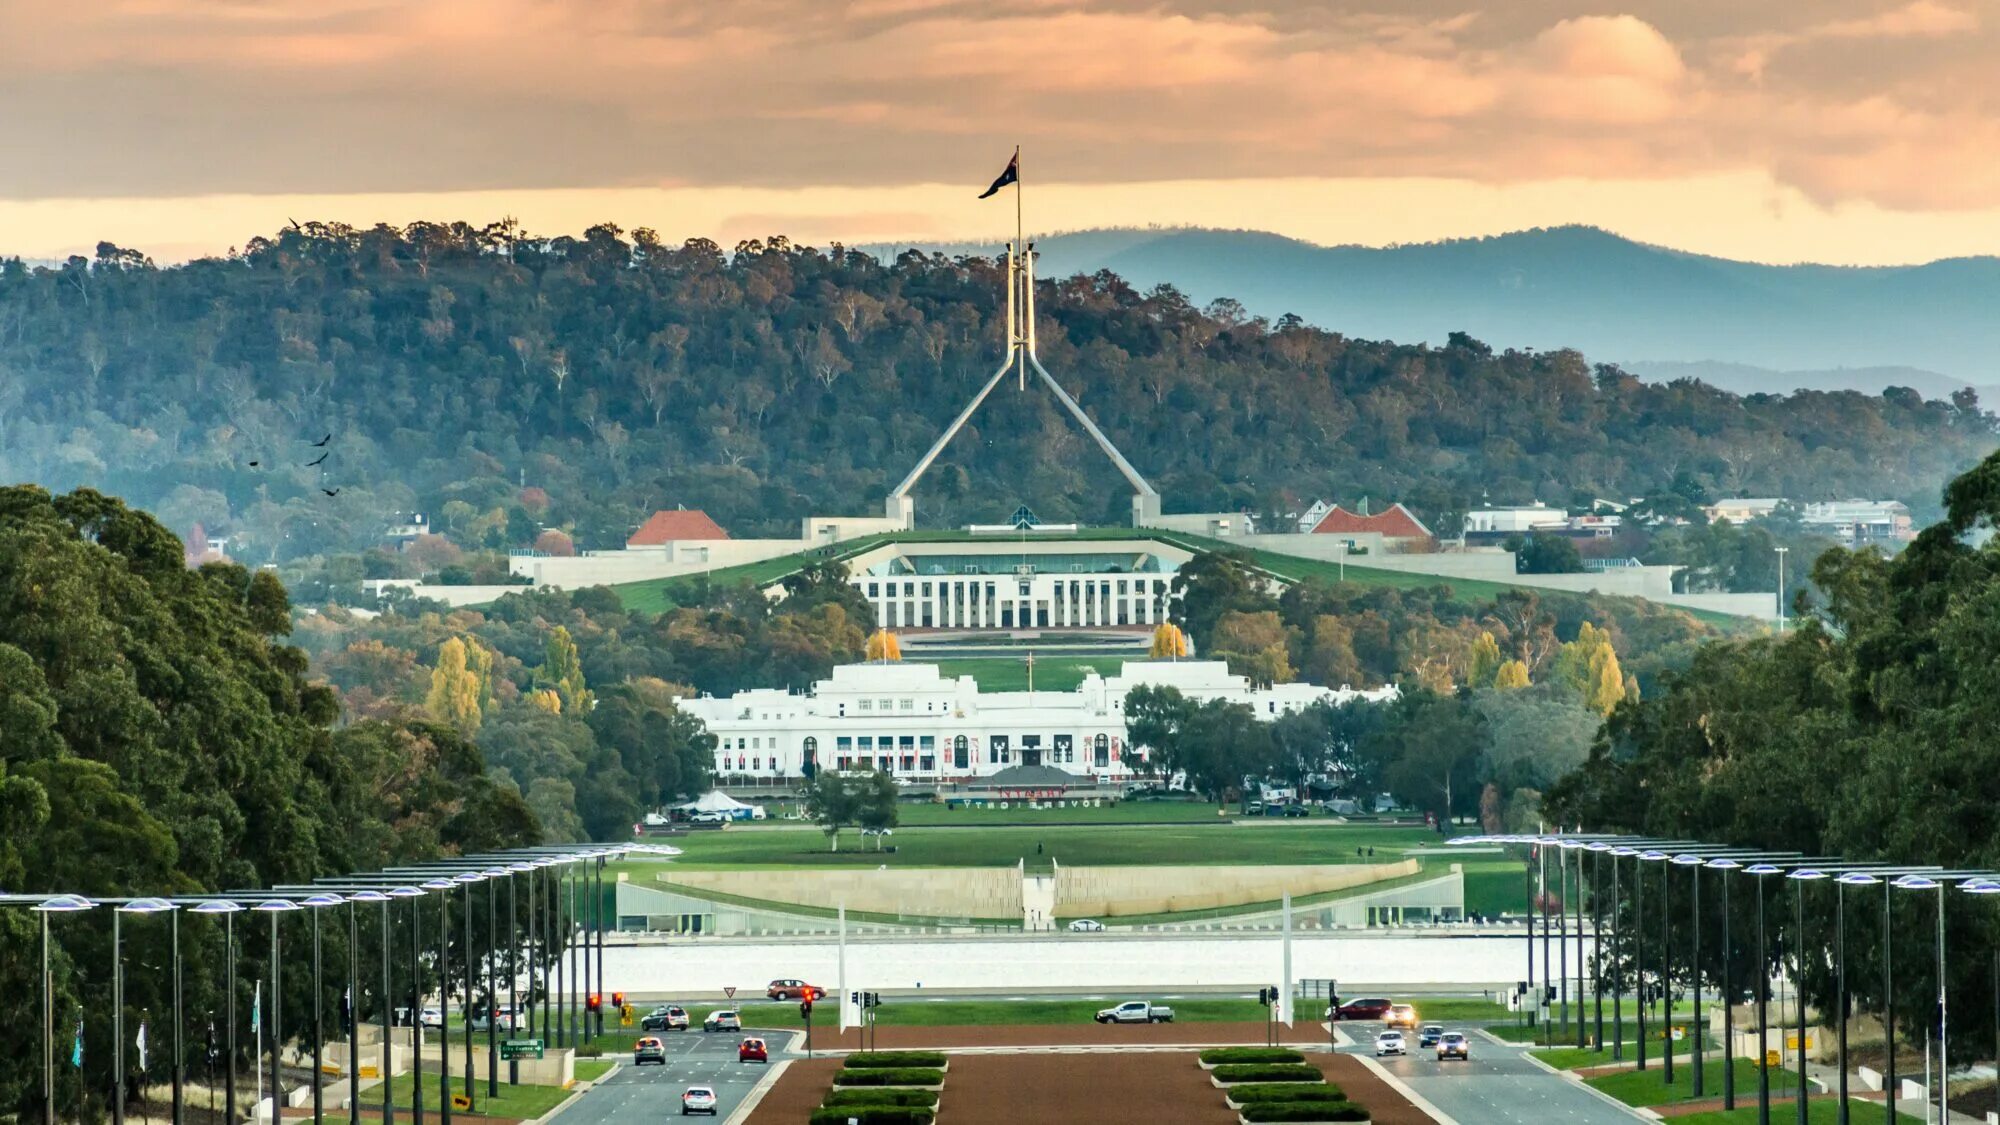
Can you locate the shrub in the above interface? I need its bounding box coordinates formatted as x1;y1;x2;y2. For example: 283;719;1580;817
1231;1085;1349;1103
1201;1047;1307;1066
844;1051;950;1069
808;1108;936;1125
816;1088;940;1104
830;1068;946;1087
1211;1064;1325;1084
1239;1101;1369;1122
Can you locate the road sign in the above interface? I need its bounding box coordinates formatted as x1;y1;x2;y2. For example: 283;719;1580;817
620;1009;633;1027
452;1095;471;1110
1766;1049;1782;1067
500;1039;545;1061
724;986;737;999
1784;1033;1815;1051
359;1066;380;1079
1670;1028;1685;1041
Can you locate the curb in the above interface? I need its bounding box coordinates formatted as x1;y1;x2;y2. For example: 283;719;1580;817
723;1058;791;1125
1519;1049;1655;1120
1352;1054;1459;1125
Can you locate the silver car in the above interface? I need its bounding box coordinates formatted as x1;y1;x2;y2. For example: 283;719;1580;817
1375;1030;1407;1056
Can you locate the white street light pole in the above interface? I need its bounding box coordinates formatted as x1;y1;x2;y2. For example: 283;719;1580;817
1775;547;1789;633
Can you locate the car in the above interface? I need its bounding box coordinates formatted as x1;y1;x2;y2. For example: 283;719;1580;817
1094;1001;1175;1024
419;1007;444;1030
1245;801;1264;814
1416;1024;1444;1048
1437;1031;1470;1060
1283;803;1310;817
738;1037;768;1063
680;1086;718;1116
1332;998;1393;1021
765;980;825;1001
633;1036;667;1066
689;811;727;825
703;1009;741;1033
1068;919;1105;932
470;1006;520;1032
1375;1031;1407;1056
1383;1004;1419;1029
641;1005;689;1032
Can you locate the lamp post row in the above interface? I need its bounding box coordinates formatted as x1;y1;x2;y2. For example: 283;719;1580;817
8;844;666;1125
1462;833;1987;1125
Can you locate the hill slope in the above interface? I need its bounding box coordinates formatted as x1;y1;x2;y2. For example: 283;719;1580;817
874;226;2000;385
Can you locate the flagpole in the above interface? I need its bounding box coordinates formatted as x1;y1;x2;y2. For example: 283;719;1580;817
1014;144;1022;256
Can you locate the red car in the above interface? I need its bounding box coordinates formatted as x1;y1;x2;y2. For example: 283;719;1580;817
738;1037;768;1064
766;979;825;1001
1331;997;1394;1021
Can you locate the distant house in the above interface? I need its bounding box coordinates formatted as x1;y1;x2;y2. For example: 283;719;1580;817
627;509;731;552
1706;498;1784;524
386;513;430;546
1307;503;1433;545
1462;502;1568;536
1799;500;1914;547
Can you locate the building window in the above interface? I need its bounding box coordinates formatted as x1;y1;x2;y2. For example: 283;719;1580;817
867;583;879;597
858;699;873;712
900;698;914;711
879;700;893;712
900;756;914;771
990;735;1008;764
955;735;970;770
858;736;873;752
1094;734;1110;768
803;737;818;771
920;755;935;772
899;736;915;751
836;736;853;753
919;735;935;751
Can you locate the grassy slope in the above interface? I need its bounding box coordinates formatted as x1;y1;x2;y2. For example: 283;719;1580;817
927;656;1111;691
1588;1058;1797;1107
1672;1104;1922;1125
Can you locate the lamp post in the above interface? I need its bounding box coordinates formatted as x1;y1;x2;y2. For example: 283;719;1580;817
253;899;302;1122
1960;881;2000;1125
418;878;457;1125
1588;843;1611;1051
1744;864;1783;1125
1774;547;1789;633
481;868;509;1098
1611;847;1636;1061
189;901;243;1125
1638;850;1668;1078
451;872;487;1114
1670;854;1708;1096
114;900;177;1125
343;889;392;1125
1890;873;1946;1125
506;864;531;1087
1706;858;1744;1111
300;893;345;1125
31;895;96;1125
1784;869;1827;1125
1831;872;1883;1125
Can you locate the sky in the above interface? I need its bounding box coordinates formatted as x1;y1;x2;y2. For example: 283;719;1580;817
3;0;2000;265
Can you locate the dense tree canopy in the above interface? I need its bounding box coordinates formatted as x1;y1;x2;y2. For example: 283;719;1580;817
1;228;1992;572
1546;445;2000;1068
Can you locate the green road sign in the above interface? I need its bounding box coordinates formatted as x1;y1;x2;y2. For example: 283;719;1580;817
500;1039;545;1060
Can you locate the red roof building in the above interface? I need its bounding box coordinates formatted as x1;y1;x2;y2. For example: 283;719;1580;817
1308;503;1433;541
627;509;731;548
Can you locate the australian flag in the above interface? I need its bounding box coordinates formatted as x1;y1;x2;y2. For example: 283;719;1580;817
978;152;1019;199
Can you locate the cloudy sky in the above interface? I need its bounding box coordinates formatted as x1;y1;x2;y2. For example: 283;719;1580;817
4;0;1999;263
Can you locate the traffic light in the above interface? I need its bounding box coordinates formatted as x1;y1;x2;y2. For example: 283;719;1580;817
864;992;881;1009
611;991;625;1008
586;994;601;1013
1258;987;1276;1006
799;999;813;1019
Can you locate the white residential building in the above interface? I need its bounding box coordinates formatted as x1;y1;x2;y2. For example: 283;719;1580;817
679;660;1397;786
1462;503;1569;535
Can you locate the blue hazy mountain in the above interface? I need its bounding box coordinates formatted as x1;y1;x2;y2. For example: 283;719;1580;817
869;225;2000;388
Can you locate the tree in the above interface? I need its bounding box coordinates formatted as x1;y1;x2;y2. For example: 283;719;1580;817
1122;684;1274;804
1171;551;1277;653
1149;623;1190;658
1509;533;1585;574
1208;609;1294;687
426;636;484;734
802;768;897;852
536;625;593;714
586;680;715;811
1493;660;1532;690
1467;632;1503;689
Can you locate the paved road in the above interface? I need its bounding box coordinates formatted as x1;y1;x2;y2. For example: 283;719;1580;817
562;1031;781;1123
1344;1024;1647;1125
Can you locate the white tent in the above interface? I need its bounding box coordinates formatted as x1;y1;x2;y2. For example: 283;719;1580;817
681;790;752;814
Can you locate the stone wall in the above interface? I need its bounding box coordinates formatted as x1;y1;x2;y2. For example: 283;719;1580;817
661;867;1024;921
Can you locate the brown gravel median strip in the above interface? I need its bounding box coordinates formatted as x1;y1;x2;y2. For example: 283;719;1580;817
742;1057;842;1124
941;1051;1237;1125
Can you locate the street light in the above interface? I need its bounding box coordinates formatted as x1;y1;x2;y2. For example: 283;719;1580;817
1610;847;1637;1061
1830;872;1883;1125
297;893;345;1125
419;877;457;1125
1891;873;1946;1125
1960;878;2000;1125
1638;850;1670;1078
189;900;243;1125
113;899;176;1125
1785;868;1828;1125
32;894;96;1125
252;899;301;1123
1774;546;1789;633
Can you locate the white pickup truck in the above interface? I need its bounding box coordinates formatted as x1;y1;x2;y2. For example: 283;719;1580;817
1095;1001;1175;1024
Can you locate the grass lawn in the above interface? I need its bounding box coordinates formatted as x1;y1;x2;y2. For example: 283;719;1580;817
1490;1014;1701;1044
619;822;1440;869
1588;1058;1798;1107
929;656;1111;691
1461;860;1529;917
893;801;1230;825
1672;1102;1923;1125
572;1059;614;1082
378;1073;573;1119
1533;1039;1708;1069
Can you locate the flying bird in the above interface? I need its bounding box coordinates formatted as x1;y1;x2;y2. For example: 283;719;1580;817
321;488;341;497
311;433;332;447
305;452;328;467
246;460;261;468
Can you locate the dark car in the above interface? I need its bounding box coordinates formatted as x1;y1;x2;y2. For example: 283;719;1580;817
1332;997;1394;1021
1416;1024;1444;1048
1283;803;1310;817
642;1005;688;1032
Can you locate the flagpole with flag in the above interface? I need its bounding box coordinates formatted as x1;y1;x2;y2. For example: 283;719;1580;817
251;984;262;1119
136;1018;149;1125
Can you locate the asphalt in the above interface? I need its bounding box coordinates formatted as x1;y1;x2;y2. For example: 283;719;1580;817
560;1030;778;1122
1343;1022;1649;1125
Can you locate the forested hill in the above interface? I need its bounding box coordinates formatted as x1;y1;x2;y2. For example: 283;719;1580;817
0;225;1993;563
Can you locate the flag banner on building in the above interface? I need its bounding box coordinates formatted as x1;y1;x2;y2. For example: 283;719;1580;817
251;984;262;1036
136;1021;148;1070
978;153;1019;199
71;1016;83;1068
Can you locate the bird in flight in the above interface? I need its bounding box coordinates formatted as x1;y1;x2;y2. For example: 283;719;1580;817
246;460;261;468
305;452;329;467
311;433;332;447
321;488;341;497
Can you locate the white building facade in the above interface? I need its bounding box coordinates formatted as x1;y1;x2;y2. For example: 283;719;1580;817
679;660;1397;785
843;543;1188;631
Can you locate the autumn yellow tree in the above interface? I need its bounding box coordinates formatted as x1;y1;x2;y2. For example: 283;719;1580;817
865;629;902;661
1209;610;1294;688
464;636;496;708
1493;660;1532;690
425;636;483;735
1585;642;1627;716
526;688;563;714
1149;623;1189;659
1467;631;1503;688
535;625;592;714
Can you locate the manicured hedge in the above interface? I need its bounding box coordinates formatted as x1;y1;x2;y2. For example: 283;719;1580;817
1212;1064;1325;1084
808;1108;936;1125
822;1089;940;1108
1239;1101;1369;1122
831;1067;947;1087
844;1051;950;1069
1201;1047;1307;1065
1231;1085;1350;1103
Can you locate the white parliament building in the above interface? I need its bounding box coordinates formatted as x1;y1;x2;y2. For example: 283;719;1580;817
681;658;1397;786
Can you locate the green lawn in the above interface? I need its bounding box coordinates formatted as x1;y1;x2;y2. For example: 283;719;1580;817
1588;1058;1799;1107
1461;860;1529;917
1533;1036;1708;1069
377;1073;573;1119
621;822;1441;869
929;656;1111;691
572;1059;614;1082
1673;1102;1923;1125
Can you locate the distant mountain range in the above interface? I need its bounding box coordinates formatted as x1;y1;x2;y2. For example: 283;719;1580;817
867;225;2000;394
